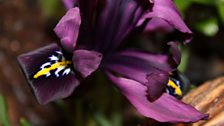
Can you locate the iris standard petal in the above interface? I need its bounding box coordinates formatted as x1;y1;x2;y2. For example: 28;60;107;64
138;0;192;42
77;0;145;52
54;7;81;53
62;0;76;9
17;43;79;104
93;0;138;52
73;50;102;78
107;72;208;123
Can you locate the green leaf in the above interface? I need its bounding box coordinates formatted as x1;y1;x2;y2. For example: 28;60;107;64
20;118;31;126
0;94;10;126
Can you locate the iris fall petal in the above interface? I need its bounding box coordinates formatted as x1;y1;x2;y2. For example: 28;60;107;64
18;43;80;104
105;50;172;100
107;73;208;123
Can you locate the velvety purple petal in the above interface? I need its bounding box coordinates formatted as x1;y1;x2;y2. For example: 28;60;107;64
145;18;174;32
146;70;169;101
62;0;76;9
76;0;146;52
107;73;208;122
138;0;192;42
17;43;79;104
73;50;102;78
113;49;174;71
104;49;174;100
54;7;81;53
106;63;169;101
111;1;145;50
104;49;172;83
83;0;144;52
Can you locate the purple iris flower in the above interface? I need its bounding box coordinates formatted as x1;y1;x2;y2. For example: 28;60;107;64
17;0;208;123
